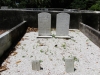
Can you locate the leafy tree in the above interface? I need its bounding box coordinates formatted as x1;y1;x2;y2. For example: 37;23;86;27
89;0;100;10
0;0;16;8
18;0;27;8
22;0;51;8
70;0;88;9
1;0;12;6
0;0;100;10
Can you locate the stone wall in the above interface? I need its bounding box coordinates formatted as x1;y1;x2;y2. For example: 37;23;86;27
0;9;81;29
0;9;100;30
81;13;100;31
0;21;27;57
79;22;100;48
0;10;23;30
0;9;100;49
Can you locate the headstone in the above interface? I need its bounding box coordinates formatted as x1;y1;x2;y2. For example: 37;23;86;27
37;12;52;38
56;13;70;38
1;6;8;9
44;8;48;11
65;58;74;73
32;60;40;71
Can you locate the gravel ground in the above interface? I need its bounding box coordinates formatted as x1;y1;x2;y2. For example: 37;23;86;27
1;29;100;75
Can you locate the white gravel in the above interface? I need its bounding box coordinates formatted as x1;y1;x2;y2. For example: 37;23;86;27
1;29;100;75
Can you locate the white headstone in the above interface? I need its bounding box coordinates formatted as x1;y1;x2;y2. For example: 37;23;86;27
65;58;74;73
38;12;52;38
1;6;8;9
56;13;70;38
32;60;40;71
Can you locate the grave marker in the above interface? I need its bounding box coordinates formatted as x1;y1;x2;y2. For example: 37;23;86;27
1;6;8;9
32;60;40;71
56;13;70;38
65;58;74;73
37;12;52;38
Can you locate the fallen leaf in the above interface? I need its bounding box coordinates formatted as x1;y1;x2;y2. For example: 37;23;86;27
0;66;8;72
16;60;21;64
17;42;21;46
69;30;75;32
5;59;10;64
21;38;24;41
33;28;38;32
11;52;18;56
26;27;38;33
39;43;45;46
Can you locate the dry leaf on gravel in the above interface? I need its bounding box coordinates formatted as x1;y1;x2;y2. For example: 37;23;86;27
27;27;38;33
21;38;24;41
39;43;45;46
17;42;21;46
16;60;21;64
11;52;18;56
69;30;75;32
33;28;38;32
4;60;10;64
0;66;8;72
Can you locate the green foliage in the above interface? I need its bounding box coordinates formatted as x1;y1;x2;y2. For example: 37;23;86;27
62;56;65;61
22;56;25;58
26;0;51;8
89;1;100;11
73;56;79;62
61;42;66;49
39;60;43;63
52;34;55;38
1;0;12;6
18;1;27;8
40;49;44;53
0;0;100;10
68;55;79;62
71;0;88;9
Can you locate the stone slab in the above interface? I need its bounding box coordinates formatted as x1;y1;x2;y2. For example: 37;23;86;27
65;58;74;73
55;35;71;39
1;6;8;9
37;36;52;38
32;60;40;71
0;21;26;57
38;12;51;37
56;13;70;36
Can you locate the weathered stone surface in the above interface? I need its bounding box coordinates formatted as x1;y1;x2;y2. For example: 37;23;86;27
1;6;8;9
38;12;51;36
56;13;70;36
65;58;74;73
32;60;40;71
0;21;27;57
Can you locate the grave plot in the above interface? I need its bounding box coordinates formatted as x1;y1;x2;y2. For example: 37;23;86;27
1;29;100;75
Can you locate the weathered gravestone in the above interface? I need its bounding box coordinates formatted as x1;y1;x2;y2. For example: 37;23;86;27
56;13;70;38
32;60;40;71
37;12;52;38
1;6;8;9
65;58;74;73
